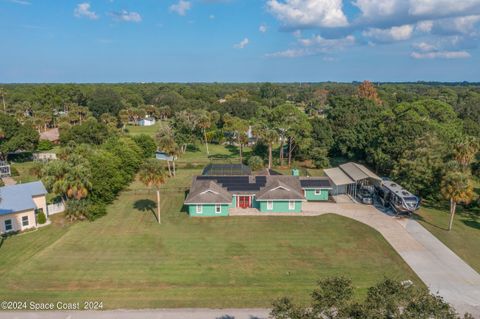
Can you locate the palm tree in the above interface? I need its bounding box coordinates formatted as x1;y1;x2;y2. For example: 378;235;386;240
256;128;279;169
197;113;211;155
139;159;167;224
454;137;479;172
440;172;474;231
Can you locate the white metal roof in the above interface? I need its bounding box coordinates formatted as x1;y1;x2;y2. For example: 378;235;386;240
324;167;355;186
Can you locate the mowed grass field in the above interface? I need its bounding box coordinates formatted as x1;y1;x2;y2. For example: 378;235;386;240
0;168;422;309
416;205;480;273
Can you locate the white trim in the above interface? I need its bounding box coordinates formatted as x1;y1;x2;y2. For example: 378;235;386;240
22;216;29;227
256;199;306;202
215;204;221;214
195;205;203;214
288;201;295;210
4;219;13;232
302;187;333;190
267;201;273;210
314;189;321;195
200;189;219;195
269;185;290;192
186;202;231;205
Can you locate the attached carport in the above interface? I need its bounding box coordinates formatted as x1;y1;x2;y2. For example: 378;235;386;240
324;162;382;200
324;167;355;198
338;162;382;198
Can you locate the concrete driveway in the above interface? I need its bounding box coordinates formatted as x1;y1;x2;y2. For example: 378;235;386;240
303;202;480;317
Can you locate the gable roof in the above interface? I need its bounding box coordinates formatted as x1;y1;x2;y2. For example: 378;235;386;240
184;177;232;204
324;167;354;186
339;162;370;182
39;128;59;142
255;176;304;201
0;181;47;215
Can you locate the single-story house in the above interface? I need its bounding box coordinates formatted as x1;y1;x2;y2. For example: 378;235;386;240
0;181;48;234
324;162;381;198
184;175;331;217
138;117;156;126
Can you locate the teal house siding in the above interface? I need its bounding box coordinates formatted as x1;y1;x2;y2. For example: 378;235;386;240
304;189;329;201
187;204;229;217
257;200;302;213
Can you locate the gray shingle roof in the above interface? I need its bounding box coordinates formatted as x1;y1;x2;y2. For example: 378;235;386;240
0;181;47;215
255;176;304;201
184;177;232;204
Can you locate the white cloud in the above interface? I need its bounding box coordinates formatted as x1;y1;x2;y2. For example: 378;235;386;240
363;24;414;42
209;14;215;19
170;0;191;16
412;41;437;52
267;34;354;58
74;3;99;20
6;0;31;5
409;0;480;17
234;38;249;49
353;0;406;20
411;50;471;59
110;10;142;22
416;20;433;32
259;24;268;33
267;0;348;28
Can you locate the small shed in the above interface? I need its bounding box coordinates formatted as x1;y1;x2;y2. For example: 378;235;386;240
155;151;175;161
138;117;156;127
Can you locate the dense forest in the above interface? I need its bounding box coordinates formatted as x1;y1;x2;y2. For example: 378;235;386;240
0;82;479;219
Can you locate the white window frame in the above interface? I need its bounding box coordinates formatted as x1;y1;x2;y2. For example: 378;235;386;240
314;189;321;195
22;216;29;227
196;205;203;214
215;204;222;214
288;201;295;210
267;201;273;210
4;219;12;232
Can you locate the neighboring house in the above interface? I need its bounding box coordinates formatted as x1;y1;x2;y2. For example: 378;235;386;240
184;173;332;217
39;128;60;144
0;181;48;234
138;117;156;126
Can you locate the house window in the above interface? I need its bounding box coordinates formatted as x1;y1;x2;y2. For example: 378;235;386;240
215;205;221;214
314;189;321;195
267;201;273;210
22;216;29;227
289;201;295;210
196;205;203;214
4;219;12;232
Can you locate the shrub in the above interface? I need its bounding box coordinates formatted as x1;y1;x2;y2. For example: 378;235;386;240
132;134;157;158
248;156;264;171
10;166;19;177
37;140;54;151
36;209;47;224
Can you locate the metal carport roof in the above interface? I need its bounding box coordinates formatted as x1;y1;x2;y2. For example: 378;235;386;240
324;167;355;186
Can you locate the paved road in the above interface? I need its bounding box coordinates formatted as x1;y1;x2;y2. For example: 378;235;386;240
303;202;480;317
0;309;270;319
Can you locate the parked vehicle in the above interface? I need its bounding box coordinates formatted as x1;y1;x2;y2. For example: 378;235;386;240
356;185;374;205
375;180;420;215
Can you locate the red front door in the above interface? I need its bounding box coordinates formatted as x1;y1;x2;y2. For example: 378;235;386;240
238;196;250;209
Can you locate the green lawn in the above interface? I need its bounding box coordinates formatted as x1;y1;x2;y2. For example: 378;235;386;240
416;204;480;273
0;168;421;309
10;161;38;184
125;122;162;137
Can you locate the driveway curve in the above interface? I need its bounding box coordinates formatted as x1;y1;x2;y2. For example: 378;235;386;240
302;202;480;317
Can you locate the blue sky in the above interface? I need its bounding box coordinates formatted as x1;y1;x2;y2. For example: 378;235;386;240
1;0;480;83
